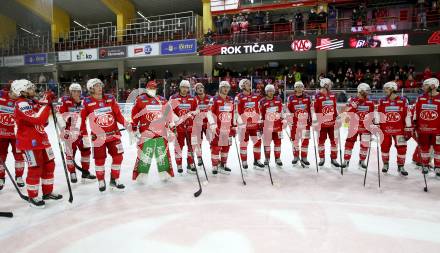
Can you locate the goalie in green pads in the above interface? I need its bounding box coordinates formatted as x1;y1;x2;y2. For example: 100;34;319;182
131;80;175;182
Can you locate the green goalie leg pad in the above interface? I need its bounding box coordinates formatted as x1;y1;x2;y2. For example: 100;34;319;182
138;138;155;174
155;137;174;177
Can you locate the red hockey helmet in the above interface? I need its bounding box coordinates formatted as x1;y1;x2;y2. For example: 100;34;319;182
146;80;157;90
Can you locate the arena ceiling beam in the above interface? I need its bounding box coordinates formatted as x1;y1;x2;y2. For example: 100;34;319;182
0;15;17;46
15;0;70;43
101;0;135;42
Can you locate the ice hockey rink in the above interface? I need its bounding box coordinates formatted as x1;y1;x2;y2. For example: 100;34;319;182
1;119;440;253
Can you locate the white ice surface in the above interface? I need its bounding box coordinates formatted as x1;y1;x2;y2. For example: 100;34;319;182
1;119;440;253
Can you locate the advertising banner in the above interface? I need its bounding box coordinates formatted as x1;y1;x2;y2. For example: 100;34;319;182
71;48;98;62
58;51;72;62
24;53;48;65
3;55;24;67
99;46;127;59
127;43;160;57
161;39;197;55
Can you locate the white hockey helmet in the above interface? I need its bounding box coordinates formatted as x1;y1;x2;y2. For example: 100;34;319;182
357;83;371;93
179;80;190;88
239;79;250;90
265;84;275;93
86;78;103;91
423;77;439;89
69;82;82;92
383;81;398;92
194;82;204;90
11;79;35;97
219;80;230;89
294;81;304;88
320;78;333;88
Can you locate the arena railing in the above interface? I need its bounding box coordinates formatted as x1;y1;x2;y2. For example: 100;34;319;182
209;12;440;45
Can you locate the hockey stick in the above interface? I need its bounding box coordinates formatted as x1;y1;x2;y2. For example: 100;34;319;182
1;160;29;201
266;161;274;186
233;137;247;185
195;144;209;182
376;133;381;188
184;127;202;198
0;212;13;218
311;126;319;173
423;170;428;192
337;126;344;176
50;103;73;203
363;135;373;187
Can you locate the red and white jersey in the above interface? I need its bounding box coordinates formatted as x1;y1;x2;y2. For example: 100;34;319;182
314;92;338;128
286;93;312;127
169;93;197;132
259;96;283;132
58;95;83;131
240;20;249;31
235;92;262;129
0;90;17;139
208;95;235;130
131;94;172;138
231;21;240;33
377;95;409;135
413;93;440;134
346;96;375;133
14;97;51;150
80;94;126;142
195;94;211;127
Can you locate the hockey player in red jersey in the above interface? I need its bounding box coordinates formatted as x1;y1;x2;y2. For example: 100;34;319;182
131;80;174;182
413;78;440;177
341;83;375;170
193;82;211;166
235;79;264;170
259;84;284;168
377;81;412;176
80;78;130;191
12;79;62;207
207;81;236;174
169;80;198;174
286;81;312;168
314;78;341;168
0;87;26;190
57;83;96;183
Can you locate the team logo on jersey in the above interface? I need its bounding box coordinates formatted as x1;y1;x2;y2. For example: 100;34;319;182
0;114;14;126
420;110;438;121
385;112;401;122
35;124;45;134
145;112;161;121
96;114;115;127
218;112;232;122
322;106;334;115
7;102;13;107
